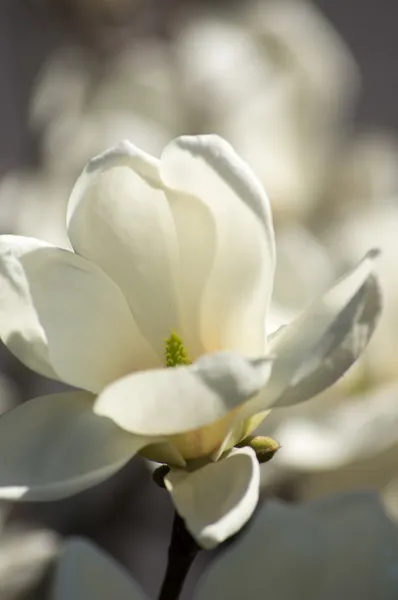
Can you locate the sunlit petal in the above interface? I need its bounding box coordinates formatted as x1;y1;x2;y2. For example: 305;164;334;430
94;352;272;439
165;447;259;549
0;236;157;392
67;141;180;359
161;134;275;356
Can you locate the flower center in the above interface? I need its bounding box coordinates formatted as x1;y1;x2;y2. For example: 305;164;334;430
164;332;191;367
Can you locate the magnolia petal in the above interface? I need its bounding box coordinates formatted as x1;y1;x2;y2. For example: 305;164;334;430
255;250;381;411
67;141;180;359
0;236;157;392
94;352;272;437
165;447;259;549
161;134;275;357
0;236;57;380
197;492;398;599
52;538;148;600
215;252;381;453
0;391;151;501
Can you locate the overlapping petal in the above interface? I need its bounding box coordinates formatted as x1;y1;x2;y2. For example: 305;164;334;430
214;251;381;456
94;352;272;439
52;539;148;600
0;236;157;392
67;141;180;359
165;447;259;549
160;135;275;357
0;392;152;501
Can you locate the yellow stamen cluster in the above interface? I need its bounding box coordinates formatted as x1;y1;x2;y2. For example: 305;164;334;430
164;332;191;367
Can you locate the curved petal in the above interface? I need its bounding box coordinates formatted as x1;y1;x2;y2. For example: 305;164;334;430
165;447;259;549
250;250;381;414
0;236;157;392
94;352;273;437
67;141;180;359
160;135;275;357
216;251;381;454
52;538;148;600
196;493;398;600
0;236;57;381
0;391;151;501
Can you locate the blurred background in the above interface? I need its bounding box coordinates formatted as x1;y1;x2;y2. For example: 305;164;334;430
0;0;398;598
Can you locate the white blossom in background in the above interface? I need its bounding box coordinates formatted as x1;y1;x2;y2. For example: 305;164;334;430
0;135;380;548
327;133;398;214
31;44;184;176
267;382;398;472
0;43;182;245
52;492;398;600
257;135;398;498
173;0;359;222
0;0;362;246
0;529;58;600
0;172;72;249
0;505;58;600
285;185;398;503
272;225;336;313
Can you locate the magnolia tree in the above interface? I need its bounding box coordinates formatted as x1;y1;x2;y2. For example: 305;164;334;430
0;134;386;598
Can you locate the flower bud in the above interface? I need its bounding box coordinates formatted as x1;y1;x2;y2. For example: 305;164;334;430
237;435;280;463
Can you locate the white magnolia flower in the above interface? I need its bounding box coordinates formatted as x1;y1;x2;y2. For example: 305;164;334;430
52;492;398;600
0;135;380;548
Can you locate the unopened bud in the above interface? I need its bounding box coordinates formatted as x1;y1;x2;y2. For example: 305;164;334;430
237;435;280;463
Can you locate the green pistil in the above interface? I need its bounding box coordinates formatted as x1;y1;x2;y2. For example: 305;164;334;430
164;332;191;367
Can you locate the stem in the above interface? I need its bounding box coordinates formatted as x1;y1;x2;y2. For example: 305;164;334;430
158;512;200;600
